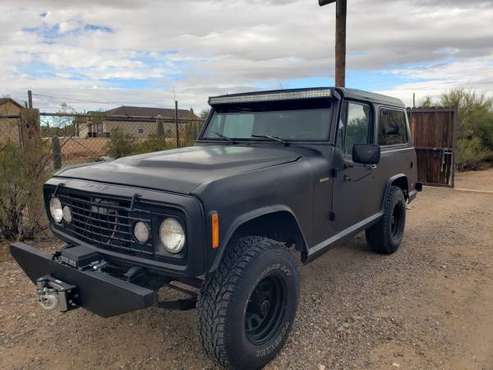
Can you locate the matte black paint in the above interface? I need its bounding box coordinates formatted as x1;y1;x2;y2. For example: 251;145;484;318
13;87;418;286
352;144;381;165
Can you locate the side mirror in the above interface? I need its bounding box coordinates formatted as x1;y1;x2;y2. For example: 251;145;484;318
352;144;381;165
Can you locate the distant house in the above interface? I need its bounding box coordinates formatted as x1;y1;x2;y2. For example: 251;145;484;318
0;98;23;144
79;105;200;139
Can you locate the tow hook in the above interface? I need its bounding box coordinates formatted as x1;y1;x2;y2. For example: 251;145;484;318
36;276;79;312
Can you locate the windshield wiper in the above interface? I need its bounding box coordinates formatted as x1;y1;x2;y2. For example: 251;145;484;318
251;135;289;145
212;132;235;142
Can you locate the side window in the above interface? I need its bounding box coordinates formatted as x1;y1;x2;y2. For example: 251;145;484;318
337;101;372;155
378;109;408;146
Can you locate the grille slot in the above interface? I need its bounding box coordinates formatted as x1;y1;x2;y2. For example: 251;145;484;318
56;192;154;256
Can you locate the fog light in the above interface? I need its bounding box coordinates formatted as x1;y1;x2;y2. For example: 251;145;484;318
134;221;150;244
49;197;63;224
62;206;72;224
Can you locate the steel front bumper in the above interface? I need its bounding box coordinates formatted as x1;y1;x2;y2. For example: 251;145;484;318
10;243;156;318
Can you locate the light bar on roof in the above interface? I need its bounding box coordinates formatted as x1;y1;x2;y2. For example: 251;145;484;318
209;89;332;105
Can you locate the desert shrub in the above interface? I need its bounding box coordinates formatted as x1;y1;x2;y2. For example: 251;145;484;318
182;121;203;147
133;135;171;154
0;141;51;240
477;115;493;150
106;128;136;158
106;121;204;159
456;137;488;171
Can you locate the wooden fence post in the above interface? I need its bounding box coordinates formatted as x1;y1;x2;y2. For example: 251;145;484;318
19;108;41;148
52;136;62;170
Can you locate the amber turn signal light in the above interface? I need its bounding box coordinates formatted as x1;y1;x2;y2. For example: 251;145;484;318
211;212;220;249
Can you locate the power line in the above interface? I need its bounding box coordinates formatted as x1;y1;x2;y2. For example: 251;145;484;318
32;93;119;106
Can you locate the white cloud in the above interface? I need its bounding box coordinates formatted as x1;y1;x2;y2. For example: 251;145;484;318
0;0;492;111
382;54;493;105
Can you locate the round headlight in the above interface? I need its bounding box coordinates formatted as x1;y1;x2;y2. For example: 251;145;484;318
62;206;72;224
49;197;63;224
159;218;185;254
134;221;150;244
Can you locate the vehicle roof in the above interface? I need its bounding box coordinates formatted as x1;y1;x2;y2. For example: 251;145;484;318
338;88;405;108
209;87;405;108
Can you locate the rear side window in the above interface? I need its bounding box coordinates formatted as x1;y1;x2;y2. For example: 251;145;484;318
378;109;408;146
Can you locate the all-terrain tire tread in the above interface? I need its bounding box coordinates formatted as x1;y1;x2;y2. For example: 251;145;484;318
197;236;288;369
366;186;405;254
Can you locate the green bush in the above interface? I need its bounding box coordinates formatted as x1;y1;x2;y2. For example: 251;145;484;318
182;121;203;147
0;141;51;240
133;135;171;154
106;128;136;158
107;122;203;159
477;115;493;150
456;137;488;171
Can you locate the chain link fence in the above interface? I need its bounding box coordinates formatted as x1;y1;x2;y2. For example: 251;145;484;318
40;111;204;168
0;106;203;242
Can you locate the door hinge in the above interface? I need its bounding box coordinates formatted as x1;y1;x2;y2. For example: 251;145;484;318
329;212;336;222
330;168;338;178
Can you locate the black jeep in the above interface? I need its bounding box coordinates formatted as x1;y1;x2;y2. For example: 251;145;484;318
11;87;421;369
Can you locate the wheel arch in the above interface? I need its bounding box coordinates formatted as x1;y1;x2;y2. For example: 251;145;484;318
210;206;309;272
385;174;410;201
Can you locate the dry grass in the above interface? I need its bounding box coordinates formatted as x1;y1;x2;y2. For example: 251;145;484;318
60;137;109;162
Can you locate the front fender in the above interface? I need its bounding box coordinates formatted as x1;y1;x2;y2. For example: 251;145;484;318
209;205;308;272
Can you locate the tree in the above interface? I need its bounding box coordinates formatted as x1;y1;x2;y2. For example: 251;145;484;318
200;109;210;120
420;96;434;108
437;89;493;170
41;103;78;137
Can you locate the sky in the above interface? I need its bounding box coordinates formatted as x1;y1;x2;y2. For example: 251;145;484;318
0;0;492;113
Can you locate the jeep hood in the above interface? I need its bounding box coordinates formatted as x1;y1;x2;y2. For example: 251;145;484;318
55;145;301;194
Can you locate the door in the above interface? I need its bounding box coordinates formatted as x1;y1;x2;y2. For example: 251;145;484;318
408;108;456;187
333;100;379;232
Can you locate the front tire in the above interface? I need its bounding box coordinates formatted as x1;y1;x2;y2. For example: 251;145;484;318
198;236;299;370
366;186;407;254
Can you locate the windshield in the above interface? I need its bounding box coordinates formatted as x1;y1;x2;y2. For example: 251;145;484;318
202;103;332;142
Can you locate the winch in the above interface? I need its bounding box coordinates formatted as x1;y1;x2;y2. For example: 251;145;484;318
36;276;79;312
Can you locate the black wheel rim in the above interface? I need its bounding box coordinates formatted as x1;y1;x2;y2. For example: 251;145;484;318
391;202;405;238
245;274;287;346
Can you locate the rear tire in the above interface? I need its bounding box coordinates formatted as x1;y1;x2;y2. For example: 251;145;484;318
198;236;299;370
366;186;407;254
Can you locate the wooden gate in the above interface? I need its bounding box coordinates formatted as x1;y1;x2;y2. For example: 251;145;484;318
408;108;457;188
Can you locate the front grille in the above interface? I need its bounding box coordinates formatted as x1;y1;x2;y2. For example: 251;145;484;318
55;190;155;256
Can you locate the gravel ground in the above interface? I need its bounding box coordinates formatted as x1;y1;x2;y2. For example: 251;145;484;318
1;170;493;370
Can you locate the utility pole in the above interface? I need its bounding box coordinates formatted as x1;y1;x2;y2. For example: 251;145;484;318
319;0;347;87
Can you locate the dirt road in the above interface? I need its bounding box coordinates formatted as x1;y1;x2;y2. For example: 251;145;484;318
1;170;493;370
